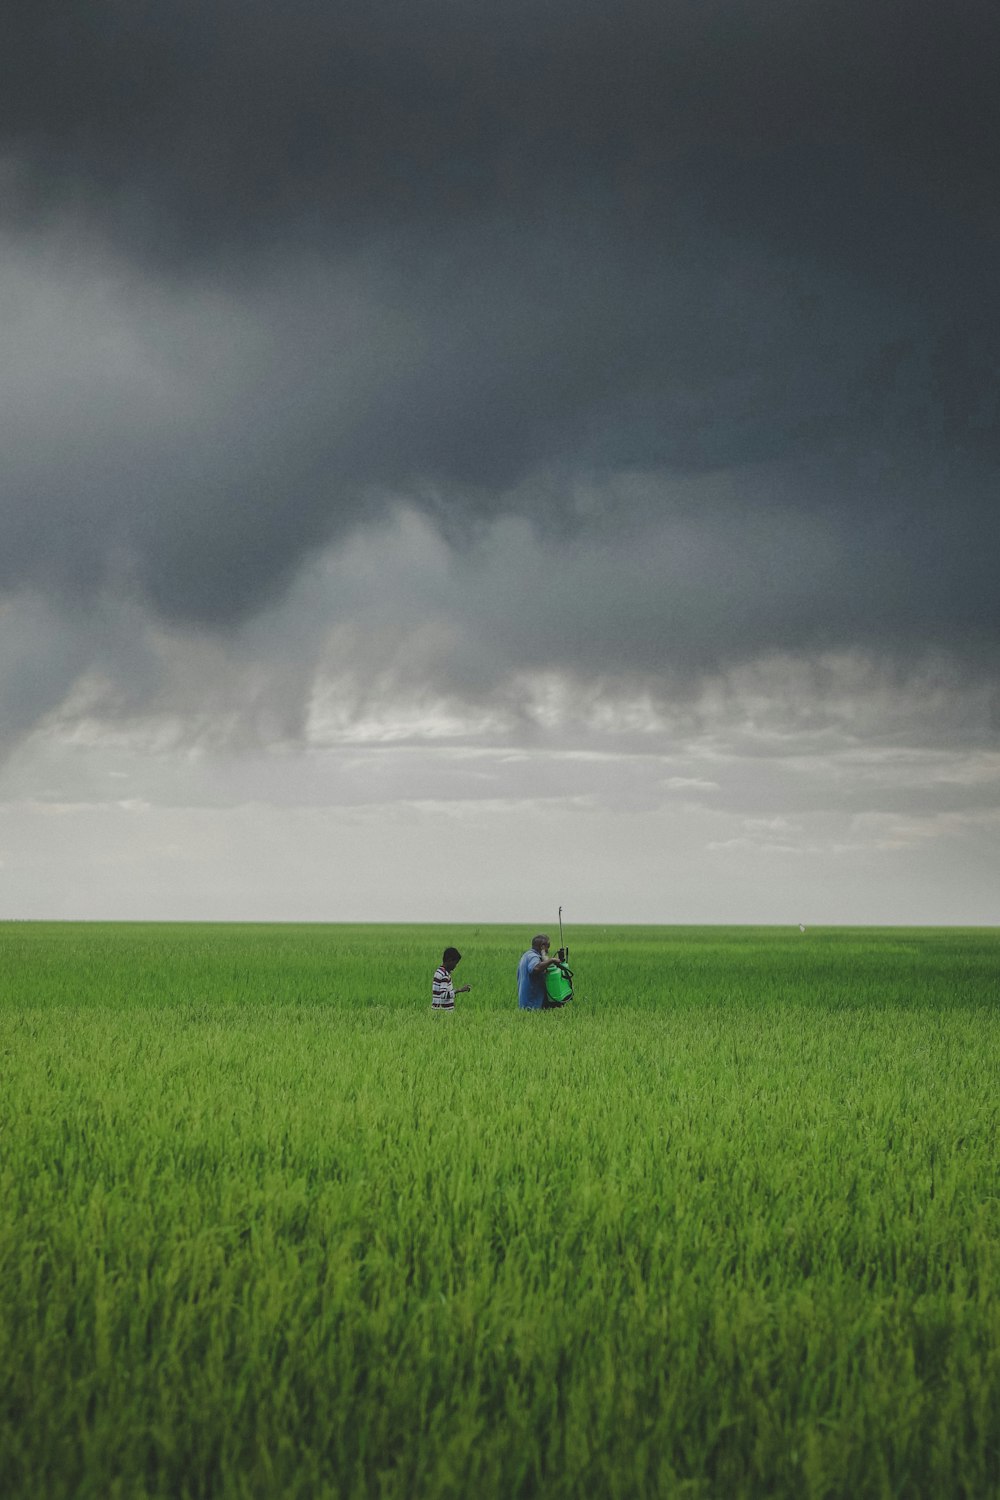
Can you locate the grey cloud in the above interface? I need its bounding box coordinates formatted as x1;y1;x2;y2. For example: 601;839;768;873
9;507;995;764
6;2;998;249
1;0;998;699
0;596;93;742
0;590;165;750
4;221;997;647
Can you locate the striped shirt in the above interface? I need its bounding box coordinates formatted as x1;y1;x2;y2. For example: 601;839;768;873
431;966;455;1009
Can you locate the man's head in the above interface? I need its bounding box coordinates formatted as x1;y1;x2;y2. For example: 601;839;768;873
442;946;462;971
531;933;550;955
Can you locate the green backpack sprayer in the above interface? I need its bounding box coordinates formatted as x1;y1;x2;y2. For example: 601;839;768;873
544;905;574;1006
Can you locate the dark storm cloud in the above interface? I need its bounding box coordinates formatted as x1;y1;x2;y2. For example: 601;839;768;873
2;0;999;661
6;0;998;245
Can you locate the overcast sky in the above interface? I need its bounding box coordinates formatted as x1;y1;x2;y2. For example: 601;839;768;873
1;0;998;923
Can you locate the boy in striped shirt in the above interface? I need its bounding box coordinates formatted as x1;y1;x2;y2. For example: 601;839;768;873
432;947;470;1009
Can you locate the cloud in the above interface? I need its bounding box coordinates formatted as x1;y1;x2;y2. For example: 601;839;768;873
1;1;998;760
6;2;998;247
2;501;997;777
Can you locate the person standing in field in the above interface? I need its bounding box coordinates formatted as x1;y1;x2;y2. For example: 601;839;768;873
432;947;470;1010
517;932;561;1010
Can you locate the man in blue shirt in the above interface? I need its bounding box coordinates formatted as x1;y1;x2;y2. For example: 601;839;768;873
517;932;557;1010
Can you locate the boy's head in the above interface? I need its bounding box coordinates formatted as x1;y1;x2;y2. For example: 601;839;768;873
442;946;462;971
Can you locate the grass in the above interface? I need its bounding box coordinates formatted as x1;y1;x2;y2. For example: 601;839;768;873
1;923;998;1498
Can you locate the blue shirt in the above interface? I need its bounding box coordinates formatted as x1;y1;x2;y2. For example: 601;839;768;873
517;949;546;1009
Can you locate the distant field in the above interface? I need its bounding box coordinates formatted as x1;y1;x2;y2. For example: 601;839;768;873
1;923;998;1499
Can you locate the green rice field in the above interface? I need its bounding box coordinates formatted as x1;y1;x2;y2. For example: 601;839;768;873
1;922;998;1499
